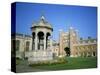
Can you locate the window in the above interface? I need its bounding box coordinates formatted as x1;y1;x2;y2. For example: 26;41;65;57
25;41;30;51
16;40;20;51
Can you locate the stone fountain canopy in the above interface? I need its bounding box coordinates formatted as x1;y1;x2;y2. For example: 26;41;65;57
31;15;53;31
27;15;54;63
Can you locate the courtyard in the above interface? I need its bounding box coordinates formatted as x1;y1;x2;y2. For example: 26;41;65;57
16;57;97;73
11;2;97;73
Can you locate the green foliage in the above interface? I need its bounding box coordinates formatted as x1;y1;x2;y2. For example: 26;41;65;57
16;58;21;65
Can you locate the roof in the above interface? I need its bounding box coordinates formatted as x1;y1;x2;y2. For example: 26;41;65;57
31;15;53;31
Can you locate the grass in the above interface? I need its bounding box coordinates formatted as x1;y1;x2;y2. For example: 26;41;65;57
30;57;97;70
16;58;22;65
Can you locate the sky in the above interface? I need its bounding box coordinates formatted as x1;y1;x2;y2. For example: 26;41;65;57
14;2;97;41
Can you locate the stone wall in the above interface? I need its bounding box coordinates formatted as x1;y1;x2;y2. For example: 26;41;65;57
27;50;53;64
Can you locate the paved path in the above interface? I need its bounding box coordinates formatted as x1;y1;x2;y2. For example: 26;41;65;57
16;59;47;73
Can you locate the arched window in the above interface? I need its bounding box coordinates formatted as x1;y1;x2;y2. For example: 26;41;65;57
25;41;30;51
93;52;96;56
16;40;20;51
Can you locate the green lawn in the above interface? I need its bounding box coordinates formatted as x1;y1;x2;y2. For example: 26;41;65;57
31;57;97;70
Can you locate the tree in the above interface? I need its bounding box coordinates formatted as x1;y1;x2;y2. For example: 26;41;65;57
80;37;83;40
64;47;70;56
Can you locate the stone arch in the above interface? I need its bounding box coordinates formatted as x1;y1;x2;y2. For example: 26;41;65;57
46;32;51;49
38;31;44;39
47;32;51;36
46;32;51;40
38;31;44;50
32;32;35;39
64;47;70;56
32;32;35;50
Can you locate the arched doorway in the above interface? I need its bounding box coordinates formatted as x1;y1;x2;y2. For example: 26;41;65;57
64;47;70;56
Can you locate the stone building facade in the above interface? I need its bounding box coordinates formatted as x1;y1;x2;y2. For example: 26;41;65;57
12;15;56;63
11;33;32;59
11;33;59;59
59;27;97;57
12;16;97;59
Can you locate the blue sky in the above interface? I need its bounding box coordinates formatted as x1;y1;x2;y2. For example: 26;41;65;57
15;2;97;41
